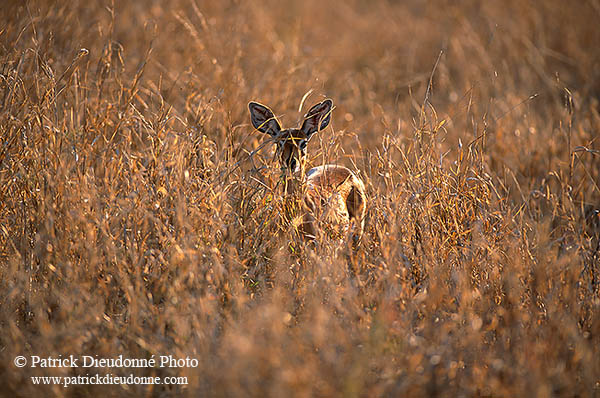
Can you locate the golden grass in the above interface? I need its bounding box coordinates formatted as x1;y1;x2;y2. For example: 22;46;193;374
1;0;599;396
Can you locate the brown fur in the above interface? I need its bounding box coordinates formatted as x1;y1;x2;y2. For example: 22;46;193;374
249;99;366;243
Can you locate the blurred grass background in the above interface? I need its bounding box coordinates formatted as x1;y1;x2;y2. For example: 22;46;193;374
1;0;599;396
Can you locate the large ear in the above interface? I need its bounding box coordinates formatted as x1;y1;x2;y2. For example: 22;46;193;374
249;102;281;136
300;99;333;139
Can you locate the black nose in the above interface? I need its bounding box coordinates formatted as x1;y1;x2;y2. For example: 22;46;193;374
288;157;297;171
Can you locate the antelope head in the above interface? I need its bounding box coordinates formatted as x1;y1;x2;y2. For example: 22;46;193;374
248;99;333;173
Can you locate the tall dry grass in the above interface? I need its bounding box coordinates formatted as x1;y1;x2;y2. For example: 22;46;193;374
1;0;599;396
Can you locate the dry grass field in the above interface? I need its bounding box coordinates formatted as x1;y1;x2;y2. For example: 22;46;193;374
1;0;600;396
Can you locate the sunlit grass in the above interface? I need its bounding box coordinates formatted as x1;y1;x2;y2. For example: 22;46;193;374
1;0;599;396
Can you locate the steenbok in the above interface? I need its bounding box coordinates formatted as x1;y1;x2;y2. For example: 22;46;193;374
248;99;366;244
